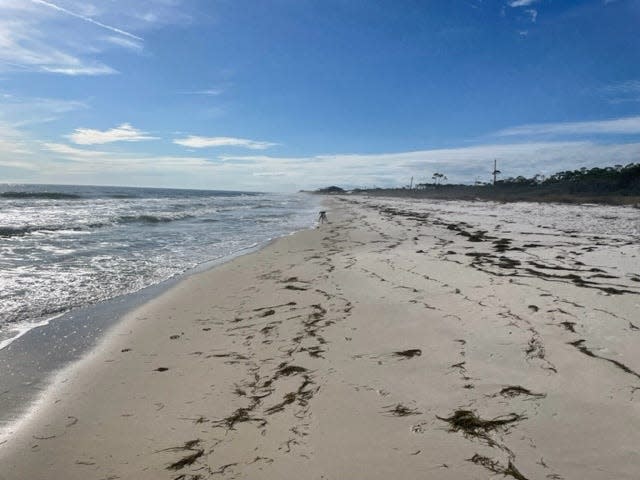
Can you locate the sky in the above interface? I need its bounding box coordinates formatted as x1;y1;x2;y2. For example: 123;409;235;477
1;0;640;191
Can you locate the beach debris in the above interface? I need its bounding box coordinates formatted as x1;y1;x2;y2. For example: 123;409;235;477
265;375;315;415
157;439;204;472
437;409;526;440
385;403;421;416
568;340;640;380
276;363;308;377
212;406;267;430
468;454;530;480
253;301;297;312
525;335;545;360
260;309;276;317
559;321;577;333
212;463;238;475
450;361;466;371
284;285;308;291
393;348;422;359
493;238;516;253
65;416;79;427
496;386;546;399
154;367;169;372
167;449;204;471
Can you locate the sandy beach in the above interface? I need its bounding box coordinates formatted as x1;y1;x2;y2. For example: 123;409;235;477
1;196;639;480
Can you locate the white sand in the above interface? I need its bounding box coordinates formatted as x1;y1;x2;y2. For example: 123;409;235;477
1;196;638;480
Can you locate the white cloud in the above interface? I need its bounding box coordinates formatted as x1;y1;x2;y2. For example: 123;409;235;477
526;9;538;22
67;123;158;145
0;1;187;76
4;133;640;190
495;116;640;137
216;141;640;189
42;142;112;159
509;0;538;7
173;136;277;150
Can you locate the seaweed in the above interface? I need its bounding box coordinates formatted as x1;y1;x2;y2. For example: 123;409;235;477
568;340;640;380
276;363;308;377
468;454;530;480
167;450;204;471
437;409;525;439
265;375;315;415
559;321;577;333
385;404;421;416
212;407;266;430
497;386;546;399
158;440;204;472
393;349;422;359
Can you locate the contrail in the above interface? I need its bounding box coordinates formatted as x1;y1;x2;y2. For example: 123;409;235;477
31;0;143;41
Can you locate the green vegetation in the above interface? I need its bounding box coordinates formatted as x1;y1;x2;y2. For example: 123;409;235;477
316;163;640;205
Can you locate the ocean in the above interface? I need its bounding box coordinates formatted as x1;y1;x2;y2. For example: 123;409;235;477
0;184;319;351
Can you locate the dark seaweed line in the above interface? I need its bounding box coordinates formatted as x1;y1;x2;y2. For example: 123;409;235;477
568;340;640;381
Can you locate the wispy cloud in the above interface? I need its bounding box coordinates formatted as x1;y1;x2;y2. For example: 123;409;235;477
0;1;187;76
173;136;277;150
0;94;87;126
526;9;538;22
602;80;640;104
0;17;116;76
104;36;143;52
509;0;538;7
67;123;158;145
30;0;142;41
179;88;226;96
495;116;640;137
42;142;112;159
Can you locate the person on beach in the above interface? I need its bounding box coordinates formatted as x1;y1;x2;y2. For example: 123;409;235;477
318;211;328;224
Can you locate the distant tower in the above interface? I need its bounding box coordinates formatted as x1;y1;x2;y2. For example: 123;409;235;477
410;176;414;189
492;159;501;186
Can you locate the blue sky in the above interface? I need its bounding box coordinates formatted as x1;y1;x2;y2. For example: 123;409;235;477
1;0;640;191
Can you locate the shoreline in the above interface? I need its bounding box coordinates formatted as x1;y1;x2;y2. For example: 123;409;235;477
0;228;312;431
1;197;638;479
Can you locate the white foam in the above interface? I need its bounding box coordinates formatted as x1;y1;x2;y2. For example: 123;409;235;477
0;313;65;352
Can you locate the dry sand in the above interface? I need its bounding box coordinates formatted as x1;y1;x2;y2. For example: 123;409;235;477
1;196;639;480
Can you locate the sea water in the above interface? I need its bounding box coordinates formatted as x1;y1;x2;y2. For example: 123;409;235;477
0;184;319;350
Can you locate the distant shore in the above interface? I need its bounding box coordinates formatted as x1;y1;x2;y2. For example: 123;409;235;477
1;196;638;479
317;187;640;206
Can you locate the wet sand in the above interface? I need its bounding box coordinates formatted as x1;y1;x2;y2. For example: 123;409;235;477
1;196;639;479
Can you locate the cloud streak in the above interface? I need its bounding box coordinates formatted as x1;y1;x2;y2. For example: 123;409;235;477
173;136;277;150
30;0;143;41
509;0;538;7
495;116;640;137
67;123;158;145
